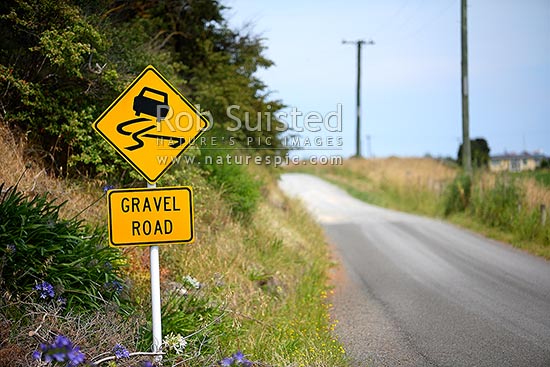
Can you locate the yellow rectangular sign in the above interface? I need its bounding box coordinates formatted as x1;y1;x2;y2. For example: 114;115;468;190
107;186;194;247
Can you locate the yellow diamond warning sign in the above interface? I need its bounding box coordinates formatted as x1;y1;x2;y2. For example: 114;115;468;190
94;65;209;183
107;186;194;247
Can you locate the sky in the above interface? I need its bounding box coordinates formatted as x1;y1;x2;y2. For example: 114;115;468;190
225;0;550;159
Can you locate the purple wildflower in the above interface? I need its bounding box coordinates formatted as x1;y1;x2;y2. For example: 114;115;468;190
53;335;71;350
233;351;245;362
103;185;115;193
66;347;86;366
233;351;252;367
103;261;113;271
35;281;55;299
105;280;124;294
57;296;67;307
219;351;252;366
220;357;234;367
113;343;130;359
141;361;155;367
6;243;16;254
32;334;85;366
112;280;123;294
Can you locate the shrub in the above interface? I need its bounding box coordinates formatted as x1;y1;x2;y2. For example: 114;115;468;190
200;148;261;220
472;176;523;229
0;184;127;312
0;0;285;180
444;173;472;215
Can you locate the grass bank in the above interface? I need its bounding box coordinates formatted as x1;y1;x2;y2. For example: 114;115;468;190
291;157;550;259
0;124;347;366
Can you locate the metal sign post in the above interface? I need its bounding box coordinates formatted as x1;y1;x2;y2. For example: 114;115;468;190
149;183;162;354
150;243;162;353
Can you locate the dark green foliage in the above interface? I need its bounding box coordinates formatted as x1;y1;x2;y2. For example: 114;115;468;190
532;170;550;188
0;184;126;311
112;1;288;156
458;138;490;168
0;0;286;182
201;147;261;219
444;173;472;215
0;0;120;176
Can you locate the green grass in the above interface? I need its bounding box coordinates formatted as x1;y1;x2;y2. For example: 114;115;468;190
245;195;347;366
513;169;550;188
298;166;441;217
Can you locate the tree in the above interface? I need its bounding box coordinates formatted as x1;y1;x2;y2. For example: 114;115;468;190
458;138;490;168
112;0;287;155
539;158;550;170
0;0;286;181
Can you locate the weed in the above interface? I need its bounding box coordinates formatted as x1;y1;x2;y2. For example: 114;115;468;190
444;173;472;215
139;284;229;357
471;175;522;229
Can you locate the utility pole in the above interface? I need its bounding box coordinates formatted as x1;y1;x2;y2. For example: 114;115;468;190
343;39;374;158
461;0;472;174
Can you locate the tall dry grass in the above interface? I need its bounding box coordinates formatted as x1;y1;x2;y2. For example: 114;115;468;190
0;122;106;222
474;170;550;212
344;157;457;194
522;178;550;211
295;157;458;215
296;156;549;214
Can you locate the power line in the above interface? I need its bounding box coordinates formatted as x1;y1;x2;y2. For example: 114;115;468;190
370;0;411;38
373;0;457;44
392;0;429;37
406;0;458;39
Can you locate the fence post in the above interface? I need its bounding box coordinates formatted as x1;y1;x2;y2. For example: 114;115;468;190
541;204;547;226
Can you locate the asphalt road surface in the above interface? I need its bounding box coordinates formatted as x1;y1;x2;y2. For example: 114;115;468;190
279;173;550;367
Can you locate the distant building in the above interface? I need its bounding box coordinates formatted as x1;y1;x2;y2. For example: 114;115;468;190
489;151;547;172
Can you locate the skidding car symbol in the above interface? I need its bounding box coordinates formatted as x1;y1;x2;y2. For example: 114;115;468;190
133;87;169;120
113;86;185;151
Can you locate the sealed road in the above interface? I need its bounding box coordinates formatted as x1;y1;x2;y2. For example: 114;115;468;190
279;173;550;367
